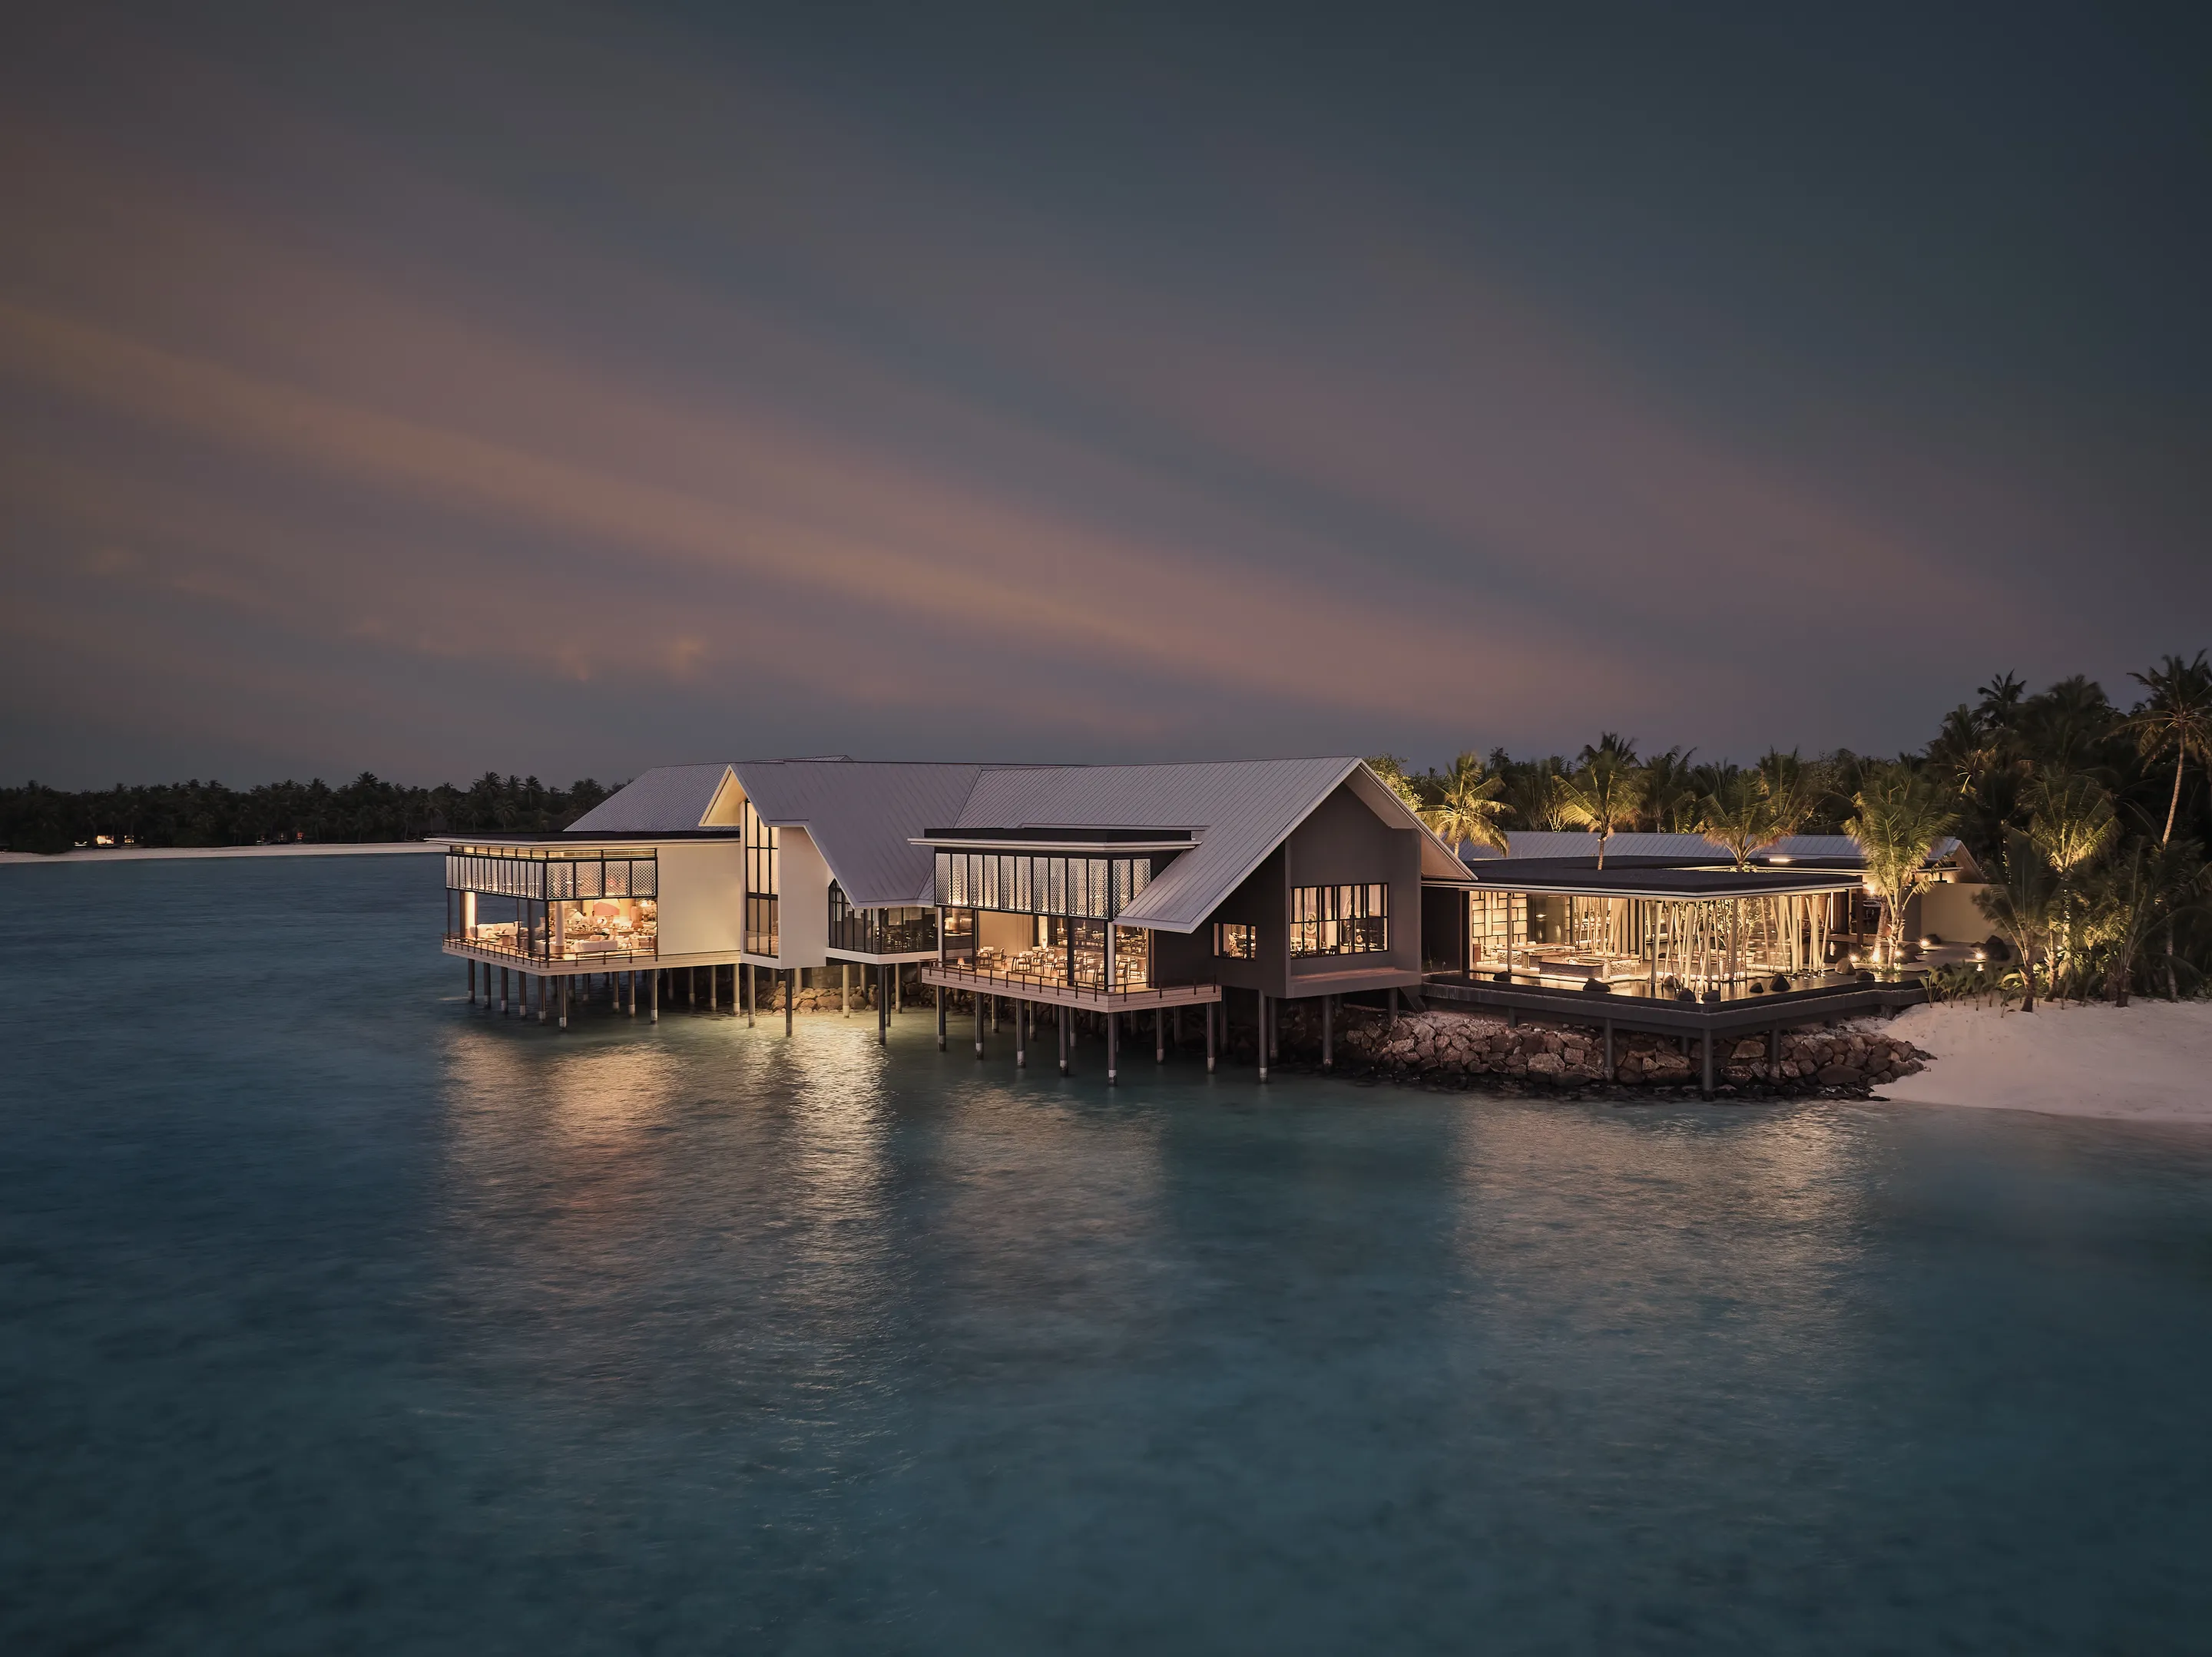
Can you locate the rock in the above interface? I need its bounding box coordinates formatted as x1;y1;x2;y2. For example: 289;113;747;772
1816;1063;1859;1086
1526;1053;1564;1076
1734;1040;1765;1062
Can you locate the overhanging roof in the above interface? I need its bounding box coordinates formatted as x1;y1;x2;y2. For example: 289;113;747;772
947;757;1469;932
1461;858;1859;899
731;760;991;908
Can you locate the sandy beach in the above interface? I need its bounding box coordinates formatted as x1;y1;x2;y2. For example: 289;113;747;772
0;843;437;866
1879;999;2212;1124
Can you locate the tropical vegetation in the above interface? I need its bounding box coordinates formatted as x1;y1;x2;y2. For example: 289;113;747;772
1369;653;2212;1002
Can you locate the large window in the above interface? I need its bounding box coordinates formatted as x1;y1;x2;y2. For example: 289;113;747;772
745;799;779;956
933;851;1150;919
443;847;658;962
829;882;937;956
1290;884;1389;957
1214;921;1256;959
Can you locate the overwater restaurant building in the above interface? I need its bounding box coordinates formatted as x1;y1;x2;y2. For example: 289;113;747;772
440;755;1466;1073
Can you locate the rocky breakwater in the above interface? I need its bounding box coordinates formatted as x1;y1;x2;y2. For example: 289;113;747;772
1326;1008;1927;1096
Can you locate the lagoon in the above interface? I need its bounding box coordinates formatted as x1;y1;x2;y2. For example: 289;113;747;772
4;855;2209;1653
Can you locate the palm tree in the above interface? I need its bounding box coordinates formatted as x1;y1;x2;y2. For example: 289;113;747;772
1637;746;1701;832
1419;752;1512;856
1756;749;1823;840
1846;765;1959;967
2025;774;2118;1000
2120;651;2212;844
1975;828;2058;1010
1697;771;1780;871
2087;838;2209;1005
1555;750;1645;868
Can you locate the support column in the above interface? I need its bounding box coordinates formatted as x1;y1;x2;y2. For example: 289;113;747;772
937;984;947;1050
745;962;755;1028
467;960;475;1004
1154;1007;1164;1063
707;964;717;1013
785;969;794;1037
991;994;999;1034
974;991;985;1057
536;975;547;1024
558;976;569;1030
687;967;696;1008
1701;1027;1715;1097
1058;1003;1069;1074
1388;985;1399;1026
499;967;509;1015
1017;999;1028;1069
1323;994;1333;1069
650;969;659;1022
1767;1024;1780;1063
896;969;903;1014
1107;1009;1118;1084
1604;1019;1615;1075
1205;1000;1217;1073
1257;992;1269;1082
878;965;889;1046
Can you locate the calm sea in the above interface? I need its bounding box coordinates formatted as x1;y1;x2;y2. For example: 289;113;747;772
4;855;2208;1654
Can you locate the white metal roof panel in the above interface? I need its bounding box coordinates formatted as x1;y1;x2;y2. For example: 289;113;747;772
561;764;734;835
734;760;988;908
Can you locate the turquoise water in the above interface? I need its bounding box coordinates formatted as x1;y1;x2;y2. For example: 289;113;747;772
4;856;2210;1654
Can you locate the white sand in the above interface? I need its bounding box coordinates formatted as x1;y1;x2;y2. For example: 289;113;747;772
1879;999;2212;1123
0;842;436;866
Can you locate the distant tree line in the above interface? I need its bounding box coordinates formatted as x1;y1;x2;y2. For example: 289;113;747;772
0;773;618;855
1371;653;2212;1004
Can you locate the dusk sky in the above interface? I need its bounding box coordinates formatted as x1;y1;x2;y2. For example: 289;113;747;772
5;2;2208;789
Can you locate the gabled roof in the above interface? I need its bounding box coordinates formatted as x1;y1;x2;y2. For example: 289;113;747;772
562;764;736;835
945;757;1468;932
733;760;988;908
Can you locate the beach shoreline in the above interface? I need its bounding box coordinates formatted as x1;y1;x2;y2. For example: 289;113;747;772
1877;999;2212;1125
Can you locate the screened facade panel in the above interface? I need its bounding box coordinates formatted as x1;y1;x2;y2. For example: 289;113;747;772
932;851;1151;920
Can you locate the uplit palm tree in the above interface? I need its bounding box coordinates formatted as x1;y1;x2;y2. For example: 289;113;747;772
1975;828;2058;1011
1555;750;1645;868
1697;772;1780;871
1419;752;1512;856
2026;774;2118;1000
1756;749;1823;840
2120;651;2212;845
1846;765;1959;967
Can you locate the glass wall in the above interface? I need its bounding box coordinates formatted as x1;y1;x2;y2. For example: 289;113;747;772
933;851;1151;919
745;799;779;957
1289;884;1389;956
1214;921;1257;959
443;847;659;962
828;882;938;956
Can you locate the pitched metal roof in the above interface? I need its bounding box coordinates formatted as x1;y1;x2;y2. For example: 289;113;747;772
948;757;1467;932
732;760;988;908
561;763;734;835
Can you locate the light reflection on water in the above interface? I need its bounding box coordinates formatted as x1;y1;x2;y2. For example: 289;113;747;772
4;857;2210;1655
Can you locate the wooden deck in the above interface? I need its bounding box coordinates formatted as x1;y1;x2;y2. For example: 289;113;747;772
922;962;1222;1013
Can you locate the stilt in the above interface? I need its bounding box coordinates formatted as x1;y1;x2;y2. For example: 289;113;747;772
991;994;999;1034
1107;1009;1118;1084
937;987;947;1050
499;967;509;1015
687;967;695;1008
896;969;903;1014
1604;1019;1614;1075
1267;996;1278;1063
785;969;793;1037
1017;999;1028;1069
1174;1006;1183;1050
843;962;851;1017
536;975;547;1024
1388;986;1399;1026
878;965;889;1046
745;962;755;1028
558;976;568;1030
466;960;475;1004
1767;1024;1780;1063
1205;1000;1216;1073
1058;1003;1069;1074
974;992;985;1057
707;964;717;1013
1323;994;1333;1068
1257;991;1268;1082
650;968;659;1023
1154;1007;1164;1063
1701;1028;1714;1097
